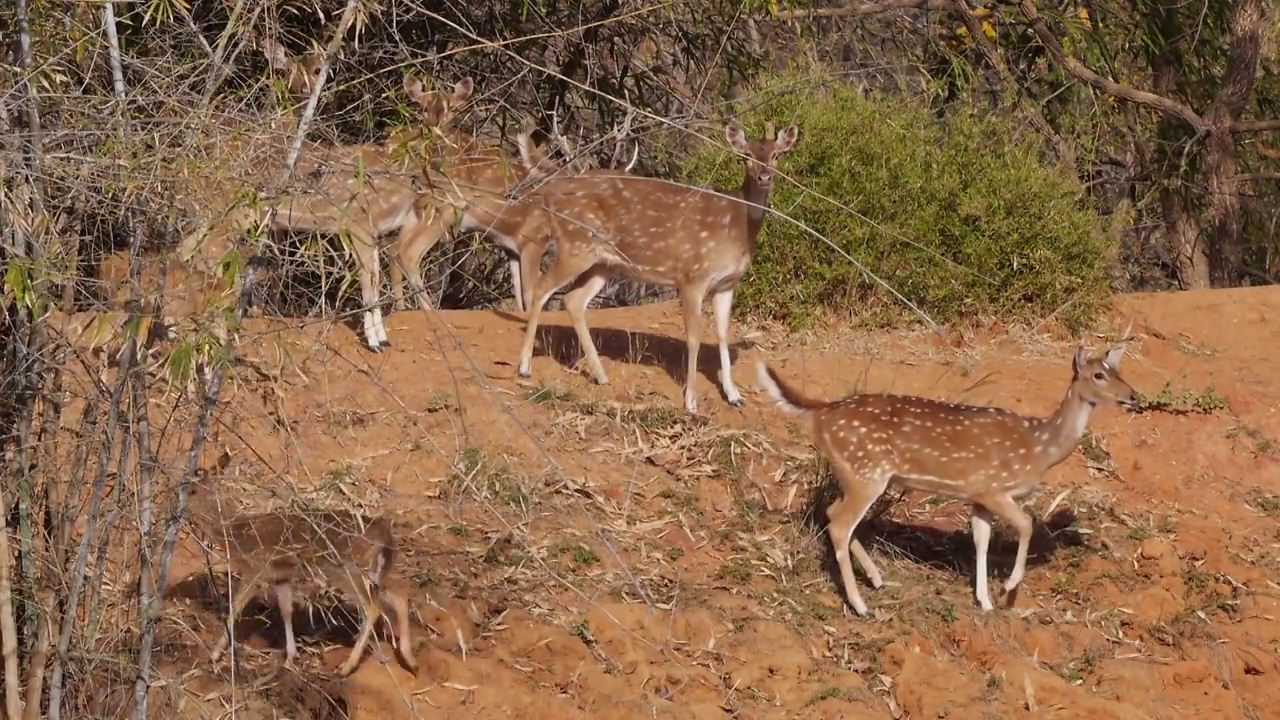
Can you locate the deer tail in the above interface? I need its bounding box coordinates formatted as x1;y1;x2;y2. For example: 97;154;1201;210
755;362;827;415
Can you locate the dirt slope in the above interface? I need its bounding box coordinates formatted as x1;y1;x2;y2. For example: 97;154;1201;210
140;286;1279;719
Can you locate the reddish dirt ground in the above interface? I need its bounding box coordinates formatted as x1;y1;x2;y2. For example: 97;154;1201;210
97;285;1279;719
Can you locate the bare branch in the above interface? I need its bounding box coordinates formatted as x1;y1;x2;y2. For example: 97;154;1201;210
1;491;21;720
953;0;1076;171
776;0;950;20
1237;171;1280;182
102;1;126;100
1233;119;1280;133
1016;0;1207;131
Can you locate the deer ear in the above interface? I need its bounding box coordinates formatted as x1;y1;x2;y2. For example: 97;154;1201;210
774;124;799;154
1103;342;1126;369
516;126;545;171
1072;344;1089;377
403;75;426;104
452;77;475;104
264;40;289;71
724;123;749;152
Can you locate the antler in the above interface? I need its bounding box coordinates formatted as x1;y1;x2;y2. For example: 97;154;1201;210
549;106;589;174
765;120;776;141
609;102;638;171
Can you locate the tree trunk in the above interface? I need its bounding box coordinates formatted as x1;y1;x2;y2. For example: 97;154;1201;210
1160;185;1210;288
1202;129;1244;286
1201;0;1264;287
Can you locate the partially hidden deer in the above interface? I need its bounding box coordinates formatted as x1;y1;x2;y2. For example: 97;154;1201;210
513;121;798;415
389;103;639;317
202;508;418;677
755;326;1139;616
178;75;480;352
176;39;324;265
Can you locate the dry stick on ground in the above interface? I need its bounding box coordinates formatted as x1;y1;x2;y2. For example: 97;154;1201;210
756;323;1138;615
515;121;798;415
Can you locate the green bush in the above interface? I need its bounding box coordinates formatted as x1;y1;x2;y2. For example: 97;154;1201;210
678;73;1113;330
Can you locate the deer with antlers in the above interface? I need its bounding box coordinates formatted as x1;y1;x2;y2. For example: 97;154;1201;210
511;121;798;415
755;325;1139;615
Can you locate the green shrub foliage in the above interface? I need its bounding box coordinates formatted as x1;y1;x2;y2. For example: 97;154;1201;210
678;74;1113;330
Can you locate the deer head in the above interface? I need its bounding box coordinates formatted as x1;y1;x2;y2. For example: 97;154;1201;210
403;75;475;129
725;120;799;188
263;40;324;106
1071;319;1138;409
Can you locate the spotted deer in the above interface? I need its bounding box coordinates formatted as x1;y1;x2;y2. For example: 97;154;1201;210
204;509;418;677
755;329;1139;615
390;105;640;316
514;121;798;415
179;76;482;351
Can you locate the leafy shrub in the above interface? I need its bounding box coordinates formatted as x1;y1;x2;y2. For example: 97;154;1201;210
678;72;1113;330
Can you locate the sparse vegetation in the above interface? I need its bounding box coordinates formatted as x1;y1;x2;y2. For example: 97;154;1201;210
1227;425;1278;456
1135;383;1229;414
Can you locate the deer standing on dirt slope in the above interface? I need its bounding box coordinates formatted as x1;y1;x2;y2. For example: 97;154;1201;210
514;121;798;415
391;104;640;317
203;508;418;677
755;328;1138;615
180;76;484;352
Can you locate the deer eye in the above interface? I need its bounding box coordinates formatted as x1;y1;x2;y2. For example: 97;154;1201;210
1092;371;1106;381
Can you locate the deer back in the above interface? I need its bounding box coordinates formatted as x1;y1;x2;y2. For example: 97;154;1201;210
213;510;394;590
535;175;755;287
815;394;1047;498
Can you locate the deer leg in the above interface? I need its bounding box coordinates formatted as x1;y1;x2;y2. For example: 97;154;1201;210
517;248;599;379
348;232;386;351
387;217;416;313
336;599;380;677
980;493;1035;595
274;583;299;663
210;572;265;664
678;284;710;415
516;236;550;314
970;505;996;612
825;457;889;616
396;210;452;312
561;271;610;384
710;288;743;407
378;589;419;675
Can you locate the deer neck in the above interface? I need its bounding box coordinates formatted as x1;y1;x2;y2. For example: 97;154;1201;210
739;173;772;249
1031;382;1094;469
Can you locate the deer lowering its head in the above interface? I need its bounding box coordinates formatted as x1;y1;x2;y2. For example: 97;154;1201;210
391;107;639;316
204;509;418;676
514;121;798;415
756;329;1138;615
179;76;478;352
